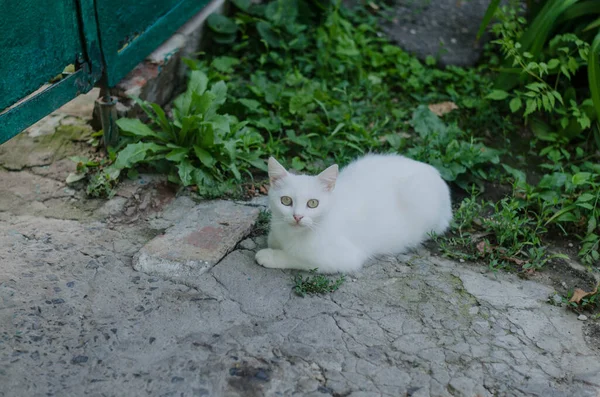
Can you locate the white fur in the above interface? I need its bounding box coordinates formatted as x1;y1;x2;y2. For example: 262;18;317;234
255;154;452;273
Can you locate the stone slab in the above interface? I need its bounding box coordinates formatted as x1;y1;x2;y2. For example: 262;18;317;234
132;200;260;279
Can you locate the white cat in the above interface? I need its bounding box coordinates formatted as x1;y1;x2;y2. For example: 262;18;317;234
255;154;452;273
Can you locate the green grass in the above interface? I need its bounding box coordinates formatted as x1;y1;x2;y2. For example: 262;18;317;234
293;269;346;297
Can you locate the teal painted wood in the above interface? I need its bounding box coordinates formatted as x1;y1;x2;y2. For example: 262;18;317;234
0;0;84;110
95;0;211;86
0;71;94;144
0;0;211;145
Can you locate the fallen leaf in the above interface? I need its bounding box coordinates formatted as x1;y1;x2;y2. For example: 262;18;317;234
569;284;599;304
428;101;459;117
259;185;269;195
476;240;492;254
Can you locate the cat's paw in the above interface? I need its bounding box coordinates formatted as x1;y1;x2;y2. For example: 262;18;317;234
255;249;284;269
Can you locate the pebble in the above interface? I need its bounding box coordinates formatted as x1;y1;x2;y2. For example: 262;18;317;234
578;315;588;321
551;294;562;305
459;259;465;263
568;243;574;247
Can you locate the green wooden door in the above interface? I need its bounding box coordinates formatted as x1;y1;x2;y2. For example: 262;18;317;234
0;0;101;144
0;0;211;144
96;0;211;86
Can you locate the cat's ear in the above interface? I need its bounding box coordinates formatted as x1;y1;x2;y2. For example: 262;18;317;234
268;157;288;186
318;164;338;191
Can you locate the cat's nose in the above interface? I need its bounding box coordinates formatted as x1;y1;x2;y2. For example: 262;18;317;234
293;215;304;223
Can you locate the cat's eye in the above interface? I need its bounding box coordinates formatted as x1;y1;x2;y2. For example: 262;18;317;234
280;196;293;206
307;199;319;208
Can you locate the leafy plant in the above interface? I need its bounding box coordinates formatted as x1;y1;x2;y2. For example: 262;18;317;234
113;70;266;197
406;106;501;189
437;191;568;271
480;0;600;142
293;269;345;297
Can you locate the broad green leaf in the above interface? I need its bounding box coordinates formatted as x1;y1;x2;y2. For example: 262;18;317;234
486;90;509;100
150;103;172;135
501;164;526;183
177;159;195;186
211;56;240;73
289;94;313;114
577;202;594;210
547;58;560;69
411;105;446;138
205;114;231;134
239;98;262;112
116;118;164;140
256;21;281;48
223;140;237;159
230;163;242;180
588;31;600;128
231;0;250;10
578;193;596;202
191;92;213;115
199;126;216;148
509;97;522;112
165;148;189;162
114;142;166;169
173;92;192;116
210;81;228;106
187;70;209;96
206;14;238;34
193;146;216;168
573;172;592;185
246;158;268;171
524;99;537;116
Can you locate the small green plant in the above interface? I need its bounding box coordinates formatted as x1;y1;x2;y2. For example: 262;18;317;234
564;284;599;313
112;70;267;197
251;209;272;237
481;0;600;143
293;269;345;297
437;190;568;271
66;155;118;198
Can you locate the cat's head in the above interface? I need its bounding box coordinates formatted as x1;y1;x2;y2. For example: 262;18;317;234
267;157;338;229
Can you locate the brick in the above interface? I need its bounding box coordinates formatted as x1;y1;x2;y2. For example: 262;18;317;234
133;200;259;279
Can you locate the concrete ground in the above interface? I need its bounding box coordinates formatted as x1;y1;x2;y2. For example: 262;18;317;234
1;93;600;397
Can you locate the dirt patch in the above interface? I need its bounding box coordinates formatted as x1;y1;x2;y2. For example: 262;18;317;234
530;259;597;296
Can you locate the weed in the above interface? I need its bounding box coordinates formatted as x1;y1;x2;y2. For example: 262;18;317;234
67;155;117;198
482;1;600;143
293;269;345;297
109;70;267;197
252;209;272;237
437;190;567;272
564;287;600;313
189;0;503;186
86;172;117;198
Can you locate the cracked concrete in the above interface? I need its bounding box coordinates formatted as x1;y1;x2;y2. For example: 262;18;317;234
2;88;600;397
